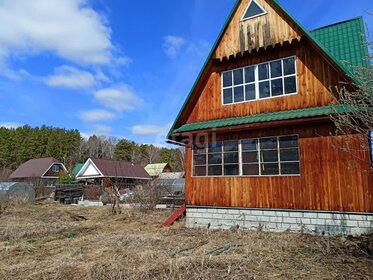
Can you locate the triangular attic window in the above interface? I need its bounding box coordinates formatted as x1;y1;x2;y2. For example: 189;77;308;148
241;0;267;21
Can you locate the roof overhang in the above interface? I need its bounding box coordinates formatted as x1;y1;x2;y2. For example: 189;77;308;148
170;105;365;142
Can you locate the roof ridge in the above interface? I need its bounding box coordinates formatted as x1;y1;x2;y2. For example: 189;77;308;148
310;16;363;32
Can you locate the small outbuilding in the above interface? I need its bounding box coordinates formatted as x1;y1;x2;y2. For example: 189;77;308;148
145;163;173;178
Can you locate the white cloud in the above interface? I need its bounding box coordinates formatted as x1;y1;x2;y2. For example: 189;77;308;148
132;124;170;136
93;124;112;135
45;65;96;89
163;35;186;58
94;85;142;112
0;122;22;129
0;0;128;69
79;109;115;122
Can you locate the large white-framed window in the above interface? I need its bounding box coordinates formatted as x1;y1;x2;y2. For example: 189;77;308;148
222;56;298;105
192;135;300;177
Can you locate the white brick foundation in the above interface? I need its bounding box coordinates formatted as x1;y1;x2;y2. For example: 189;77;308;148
186;207;373;236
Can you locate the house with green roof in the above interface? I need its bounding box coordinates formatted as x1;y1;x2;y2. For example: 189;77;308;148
167;0;372;235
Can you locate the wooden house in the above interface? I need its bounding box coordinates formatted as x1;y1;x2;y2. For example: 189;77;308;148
76;158;151;187
167;0;373;235
9;157;67;186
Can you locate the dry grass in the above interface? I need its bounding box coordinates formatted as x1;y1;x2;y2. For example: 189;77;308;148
0;203;372;280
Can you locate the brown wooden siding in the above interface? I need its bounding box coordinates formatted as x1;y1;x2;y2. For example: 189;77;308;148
185;123;373;213
187;42;344;124
43;164;63;177
214;0;303;60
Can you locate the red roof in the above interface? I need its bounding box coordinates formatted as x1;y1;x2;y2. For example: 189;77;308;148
91;158;151;180
10;157;62;179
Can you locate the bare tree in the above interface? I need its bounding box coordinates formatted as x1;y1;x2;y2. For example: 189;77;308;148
330;23;372;167
147;145;160;164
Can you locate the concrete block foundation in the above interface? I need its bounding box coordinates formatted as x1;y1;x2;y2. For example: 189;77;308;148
186;206;373;236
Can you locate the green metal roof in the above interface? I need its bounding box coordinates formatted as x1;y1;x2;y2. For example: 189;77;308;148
167;0;370;140
173;105;355;134
311;17;370;70
71;163;84;178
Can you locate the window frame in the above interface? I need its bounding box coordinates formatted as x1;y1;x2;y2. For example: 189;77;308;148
192;135;301;178
240;0;268;22
52;164;60;173
221;56;298;106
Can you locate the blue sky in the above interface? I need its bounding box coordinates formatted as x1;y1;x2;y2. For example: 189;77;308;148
0;0;372;145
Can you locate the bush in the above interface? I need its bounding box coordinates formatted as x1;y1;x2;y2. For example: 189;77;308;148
127;183;160;211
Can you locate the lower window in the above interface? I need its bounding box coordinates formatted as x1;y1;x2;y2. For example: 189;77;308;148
192;135;300;177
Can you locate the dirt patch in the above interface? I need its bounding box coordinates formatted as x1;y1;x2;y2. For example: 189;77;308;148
0;203;372;280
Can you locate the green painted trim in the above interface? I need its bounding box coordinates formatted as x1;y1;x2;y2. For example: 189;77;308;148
172;105;359;134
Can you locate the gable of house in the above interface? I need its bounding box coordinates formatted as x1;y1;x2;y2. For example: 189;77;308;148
167;0;367;141
76;159;103;179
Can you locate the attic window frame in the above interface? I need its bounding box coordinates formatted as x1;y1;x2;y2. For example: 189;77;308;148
241;0;268;22
221;56;298;105
52;164;60;173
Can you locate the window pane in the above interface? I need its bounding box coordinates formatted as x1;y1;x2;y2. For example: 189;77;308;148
261;150;278;162
280;149;299;161
224;152;238;164
208;154;222;164
259;81;270;99
223;140;238;152
279;136;298;148
233;69;244;85
281;162;300;175
245;66;255;83
223;88;233;104
193;145;206;155
242;139;258;151
261;163;279;175
234;86;244;103
223;71;232;87
259;63;269;80
208;165;222;176
245;84;255;101
224;164;239;176
284;76;297;94
271;78;283;97
242;151;258;163
270;60;282;78
208;142;222;153
243;0;266;19
260;137;277;149
194;166;206;176
283;57;295;75
193;154;206;165
243;164;259;176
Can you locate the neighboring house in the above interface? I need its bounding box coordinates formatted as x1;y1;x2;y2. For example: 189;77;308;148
9;157;67;186
76;158;151;186
167;0;373;235
145;163;173;178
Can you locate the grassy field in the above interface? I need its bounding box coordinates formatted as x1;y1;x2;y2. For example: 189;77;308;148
0;202;372;280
